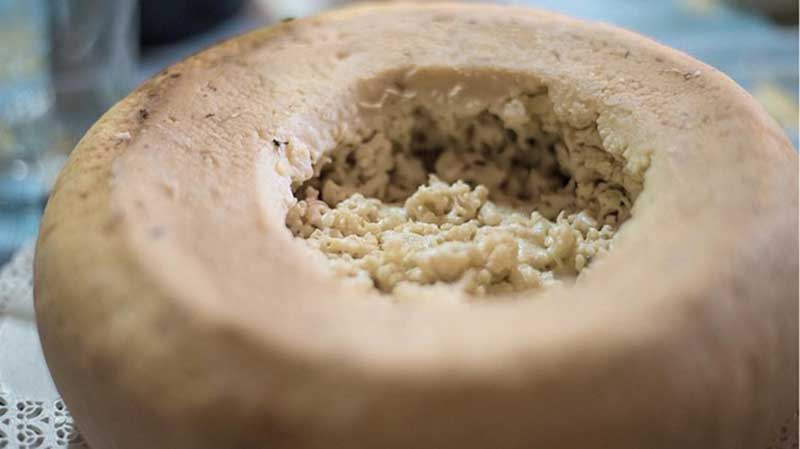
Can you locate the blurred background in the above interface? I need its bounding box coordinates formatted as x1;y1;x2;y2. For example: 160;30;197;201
0;0;796;262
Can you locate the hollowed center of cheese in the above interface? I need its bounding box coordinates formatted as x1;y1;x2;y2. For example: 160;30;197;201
287;91;643;298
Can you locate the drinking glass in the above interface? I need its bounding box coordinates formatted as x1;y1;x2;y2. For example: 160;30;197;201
0;0;137;261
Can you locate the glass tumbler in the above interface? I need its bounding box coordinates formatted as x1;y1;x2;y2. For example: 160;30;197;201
0;0;137;261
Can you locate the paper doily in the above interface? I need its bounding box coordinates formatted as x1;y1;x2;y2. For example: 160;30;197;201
0;243;796;448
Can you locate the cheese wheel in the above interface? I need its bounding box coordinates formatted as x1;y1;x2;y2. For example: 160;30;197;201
34;3;797;449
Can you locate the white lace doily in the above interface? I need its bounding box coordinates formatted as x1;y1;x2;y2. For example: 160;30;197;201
0;243;87;449
0;244;795;449
0;243;88;449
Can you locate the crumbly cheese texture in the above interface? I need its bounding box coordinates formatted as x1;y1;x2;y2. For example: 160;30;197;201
287;93;642;297
288;176;614;295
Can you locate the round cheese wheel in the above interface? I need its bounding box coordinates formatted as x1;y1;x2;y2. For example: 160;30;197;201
34;3;797;449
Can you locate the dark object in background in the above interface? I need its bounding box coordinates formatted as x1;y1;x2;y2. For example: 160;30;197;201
727;0;798;25
140;0;246;47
